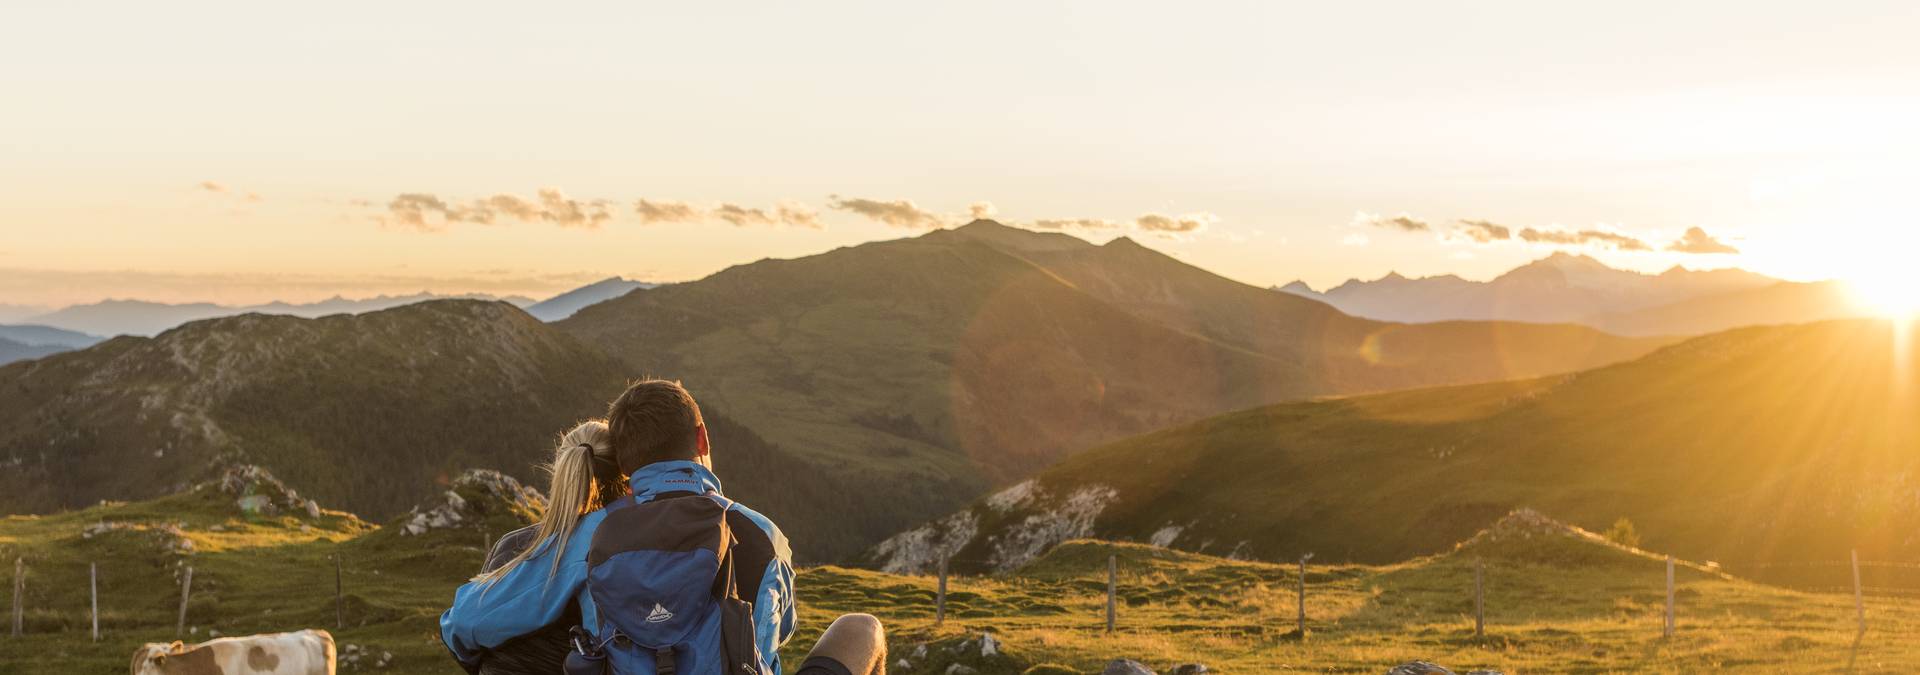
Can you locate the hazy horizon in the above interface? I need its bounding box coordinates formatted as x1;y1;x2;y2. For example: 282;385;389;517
4;1;1915;310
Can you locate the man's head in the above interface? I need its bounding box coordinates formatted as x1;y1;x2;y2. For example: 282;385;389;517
607;379;709;475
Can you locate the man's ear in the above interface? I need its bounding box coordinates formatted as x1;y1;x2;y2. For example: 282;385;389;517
695;424;710;457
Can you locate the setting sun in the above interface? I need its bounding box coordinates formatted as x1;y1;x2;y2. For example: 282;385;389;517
1847;267;1919;319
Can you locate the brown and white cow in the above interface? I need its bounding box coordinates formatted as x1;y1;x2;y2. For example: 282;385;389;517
130;629;335;675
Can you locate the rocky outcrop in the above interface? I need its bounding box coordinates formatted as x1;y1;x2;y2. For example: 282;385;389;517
870;481;1121;574
397;469;544;536
1102;660;1155;675
205;464;323;518
986;485;1118;571
872;510;979;574
1385;662;1503;675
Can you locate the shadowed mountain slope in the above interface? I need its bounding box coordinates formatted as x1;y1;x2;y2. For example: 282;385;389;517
872;319;1920;573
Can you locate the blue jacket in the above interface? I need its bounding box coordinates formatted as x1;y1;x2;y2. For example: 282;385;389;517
441;461;797;673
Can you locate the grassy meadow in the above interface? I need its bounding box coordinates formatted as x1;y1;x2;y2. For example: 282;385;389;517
2;478;1915;674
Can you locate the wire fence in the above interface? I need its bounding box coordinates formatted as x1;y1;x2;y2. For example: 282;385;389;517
7;535;1918;653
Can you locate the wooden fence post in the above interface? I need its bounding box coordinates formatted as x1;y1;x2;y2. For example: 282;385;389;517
175;566;193;637
333;554;345;630
90;562;98;642
1473;560;1485;639
1105;554;1117;633
1663;556;1675;639
1297;553;1313;639
1851;549;1865;638
935;556;948;626
9;558;20;637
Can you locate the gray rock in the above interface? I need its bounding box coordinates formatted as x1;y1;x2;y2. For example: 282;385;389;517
1387;663;1453;675
945;665;978;675
1104;659;1157;675
1168;665;1210;675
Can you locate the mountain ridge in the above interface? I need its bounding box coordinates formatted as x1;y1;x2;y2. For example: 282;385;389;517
560;220;1671;553
869;318;1919;573
1278;253;1858;335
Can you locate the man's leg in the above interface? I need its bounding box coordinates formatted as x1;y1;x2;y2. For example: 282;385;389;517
795;613;887;675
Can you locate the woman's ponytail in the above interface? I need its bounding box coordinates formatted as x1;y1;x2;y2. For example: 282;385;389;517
474;420;616;586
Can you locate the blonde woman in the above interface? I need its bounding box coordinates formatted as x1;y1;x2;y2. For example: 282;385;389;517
443;420;627;675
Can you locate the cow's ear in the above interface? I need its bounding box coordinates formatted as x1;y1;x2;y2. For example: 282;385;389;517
152;652;167;665
168;640;184;652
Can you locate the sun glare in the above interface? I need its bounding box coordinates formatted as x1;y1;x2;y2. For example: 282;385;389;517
1848;268;1919;320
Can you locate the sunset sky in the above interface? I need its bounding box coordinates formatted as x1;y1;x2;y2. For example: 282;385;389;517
2;1;1915;308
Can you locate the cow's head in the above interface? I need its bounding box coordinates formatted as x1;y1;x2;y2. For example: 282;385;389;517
128;641;185;675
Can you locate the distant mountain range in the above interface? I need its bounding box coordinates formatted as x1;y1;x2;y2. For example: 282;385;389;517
871;318;1920;573
2;222;1754;562
21;292;539;338
0;337;68;365
558;220;1671;557
523;276;656;321
0;324;103;365
1278;252;1870;336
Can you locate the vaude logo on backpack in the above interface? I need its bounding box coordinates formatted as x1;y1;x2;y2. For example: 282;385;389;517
568;491;768;675
646;604;675;623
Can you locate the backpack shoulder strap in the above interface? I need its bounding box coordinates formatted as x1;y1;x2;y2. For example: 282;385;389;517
708;495;744;601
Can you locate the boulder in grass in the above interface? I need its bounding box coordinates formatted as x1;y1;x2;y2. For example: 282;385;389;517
396;469;545;536
1168;665;1210;675
1104;660;1156;675
1024;666;1081;675
1387;663;1453;675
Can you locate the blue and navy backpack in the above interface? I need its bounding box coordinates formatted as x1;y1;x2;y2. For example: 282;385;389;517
565;492;767;675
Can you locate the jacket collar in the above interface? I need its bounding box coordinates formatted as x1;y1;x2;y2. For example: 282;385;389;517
627;460;723;500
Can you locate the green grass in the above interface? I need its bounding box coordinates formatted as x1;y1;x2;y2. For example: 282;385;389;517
4;487;1916;674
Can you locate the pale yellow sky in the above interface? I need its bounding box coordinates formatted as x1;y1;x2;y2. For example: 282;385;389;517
2;1;1915;308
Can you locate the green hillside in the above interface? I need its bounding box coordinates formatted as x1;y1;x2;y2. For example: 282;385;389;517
561;220;1670;552
0;300;930;561
872;319;1920;578
3;474;1912;674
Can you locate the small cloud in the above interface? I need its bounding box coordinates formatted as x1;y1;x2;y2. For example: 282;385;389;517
483;194;540;223
381;193;464;232
1575;229;1651;252
199;180;229;193
776;201;824;229
634;199;706;224
1666;226;1739;254
713;203;777;227
828;195;946;229
1352;211;1431;232
1031;217;1121;230
1519;226;1650;252
378;188;612;231
1136;211;1216;234
533;188;614;229
1455;219;1512;243
969;202;998;219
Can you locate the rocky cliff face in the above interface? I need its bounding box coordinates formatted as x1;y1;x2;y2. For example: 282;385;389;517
870;478;1123;573
396;469;545;536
